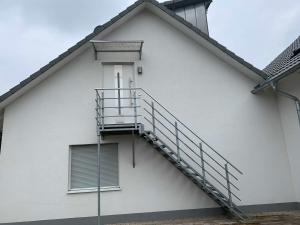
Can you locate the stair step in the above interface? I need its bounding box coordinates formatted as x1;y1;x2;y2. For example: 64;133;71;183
141;130;245;220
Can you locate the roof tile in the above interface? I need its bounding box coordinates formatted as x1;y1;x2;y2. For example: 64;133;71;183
264;36;300;77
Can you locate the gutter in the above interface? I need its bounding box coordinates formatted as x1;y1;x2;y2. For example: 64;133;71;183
252;63;300;94
252;67;300;127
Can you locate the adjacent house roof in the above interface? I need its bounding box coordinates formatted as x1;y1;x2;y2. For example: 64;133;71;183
264;36;300;77
252;36;300;93
0;0;267;108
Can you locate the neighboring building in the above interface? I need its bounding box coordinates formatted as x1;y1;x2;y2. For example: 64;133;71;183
0;0;299;224
253;35;300;206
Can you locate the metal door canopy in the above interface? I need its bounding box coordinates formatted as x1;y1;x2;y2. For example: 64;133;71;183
90;40;144;60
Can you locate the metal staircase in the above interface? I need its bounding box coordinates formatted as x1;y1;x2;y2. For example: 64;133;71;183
95;88;246;219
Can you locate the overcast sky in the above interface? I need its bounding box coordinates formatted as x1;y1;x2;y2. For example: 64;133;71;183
0;0;299;95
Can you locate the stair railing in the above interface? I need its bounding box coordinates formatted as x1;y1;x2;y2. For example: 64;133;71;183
95;88;141;133
95;88;243;206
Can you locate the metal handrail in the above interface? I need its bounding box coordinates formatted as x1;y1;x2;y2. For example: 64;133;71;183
143;109;239;191
141;89;243;175
95;88;242;174
143;118;241;201
95;88;243;205
144;128;241;203
143;100;239;181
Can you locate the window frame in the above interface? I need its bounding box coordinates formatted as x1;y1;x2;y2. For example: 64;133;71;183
67;143;120;194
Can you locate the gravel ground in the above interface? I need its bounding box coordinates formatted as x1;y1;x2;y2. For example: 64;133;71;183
109;211;300;225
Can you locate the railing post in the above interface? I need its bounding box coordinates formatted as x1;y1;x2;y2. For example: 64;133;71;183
199;143;206;188
225;163;232;206
117;74;121;115
175;121;180;163
151;101;155;135
133;90;137;129
96;92;101;136
101;91;104;131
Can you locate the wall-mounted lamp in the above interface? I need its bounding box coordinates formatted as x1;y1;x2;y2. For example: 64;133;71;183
137;66;143;75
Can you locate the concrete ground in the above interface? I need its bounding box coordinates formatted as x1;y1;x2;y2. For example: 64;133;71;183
111;211;300;225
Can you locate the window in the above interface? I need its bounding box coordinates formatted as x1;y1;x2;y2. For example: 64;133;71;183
69;144;119;191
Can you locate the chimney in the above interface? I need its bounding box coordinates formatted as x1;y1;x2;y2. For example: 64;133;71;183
162;0;212;35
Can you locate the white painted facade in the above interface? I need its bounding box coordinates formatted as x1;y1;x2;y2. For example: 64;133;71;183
277;71;300;202
0;4;299;224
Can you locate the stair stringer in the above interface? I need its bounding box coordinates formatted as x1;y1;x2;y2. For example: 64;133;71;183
141;130;247;220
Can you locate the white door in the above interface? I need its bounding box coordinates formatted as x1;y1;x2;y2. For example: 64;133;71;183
103;64;134;124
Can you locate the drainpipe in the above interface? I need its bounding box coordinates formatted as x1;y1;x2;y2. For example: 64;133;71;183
272;83;300;127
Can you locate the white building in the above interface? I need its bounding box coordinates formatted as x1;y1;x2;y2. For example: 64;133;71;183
0;0;299;224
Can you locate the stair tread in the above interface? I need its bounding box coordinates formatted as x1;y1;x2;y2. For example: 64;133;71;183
141;131;245;219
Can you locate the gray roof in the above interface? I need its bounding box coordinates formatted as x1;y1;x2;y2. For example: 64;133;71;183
0;0;267;105
264;36;300;77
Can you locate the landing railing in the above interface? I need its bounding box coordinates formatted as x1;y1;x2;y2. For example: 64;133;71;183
95;88;243;207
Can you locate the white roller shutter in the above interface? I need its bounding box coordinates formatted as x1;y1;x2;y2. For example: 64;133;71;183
70;144;119;189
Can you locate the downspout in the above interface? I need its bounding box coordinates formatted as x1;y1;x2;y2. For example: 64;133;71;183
272;82;300;127
252;66;300;127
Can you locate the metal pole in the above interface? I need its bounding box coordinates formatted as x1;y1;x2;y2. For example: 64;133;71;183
296;101;300;127
133;90;137;129
96;95;100;127
225;163;232;206
199;143;206;188
151;101;155;134
101;91;104;131
97;134;101;225
175;121;180;163
132;130;135;168
117;73;121;115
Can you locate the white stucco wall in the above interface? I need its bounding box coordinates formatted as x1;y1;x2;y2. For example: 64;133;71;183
277;71;300;202
103;9;295;204
0;9;296;223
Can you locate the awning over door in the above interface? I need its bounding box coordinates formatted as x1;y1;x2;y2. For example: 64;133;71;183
90;40;144;60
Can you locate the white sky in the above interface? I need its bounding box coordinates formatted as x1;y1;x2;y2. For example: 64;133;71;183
0;0;299;95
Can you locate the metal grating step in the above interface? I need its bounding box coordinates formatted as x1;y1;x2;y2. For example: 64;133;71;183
141;131;247;220
99;123;143;136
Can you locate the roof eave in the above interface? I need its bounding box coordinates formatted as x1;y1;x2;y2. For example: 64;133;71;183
252;63;300;94
149;1;267;81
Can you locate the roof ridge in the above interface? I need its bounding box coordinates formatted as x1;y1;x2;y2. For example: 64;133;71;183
94;0;147;32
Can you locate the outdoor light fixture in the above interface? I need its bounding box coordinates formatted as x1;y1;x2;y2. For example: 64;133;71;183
137;66;143;75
